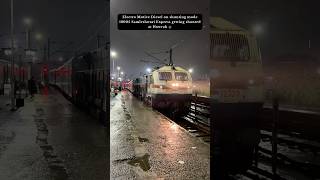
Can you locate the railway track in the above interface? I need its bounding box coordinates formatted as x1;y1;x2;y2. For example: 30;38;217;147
158;95;211;143
182;96;320;179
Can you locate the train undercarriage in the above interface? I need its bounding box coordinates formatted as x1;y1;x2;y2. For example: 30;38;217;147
148;93;192;116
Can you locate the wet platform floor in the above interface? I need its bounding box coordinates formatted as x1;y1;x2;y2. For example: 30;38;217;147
110;90;210;179
0;87;108;180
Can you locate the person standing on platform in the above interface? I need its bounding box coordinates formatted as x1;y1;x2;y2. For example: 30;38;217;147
28;76;37;98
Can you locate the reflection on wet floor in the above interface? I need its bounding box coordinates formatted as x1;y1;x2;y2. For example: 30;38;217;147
34;107;68;179
110;90;210;179
37;87;108;180
0;87;108;180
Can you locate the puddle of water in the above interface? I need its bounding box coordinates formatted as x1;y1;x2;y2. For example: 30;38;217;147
34;109;68;180
125;113;131;120
138;137;149;143
128;154;151;171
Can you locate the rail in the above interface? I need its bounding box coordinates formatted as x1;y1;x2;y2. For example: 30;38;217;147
189;95;320;179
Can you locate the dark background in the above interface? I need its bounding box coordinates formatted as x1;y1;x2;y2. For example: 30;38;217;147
0;0;108;66
210;0;319;59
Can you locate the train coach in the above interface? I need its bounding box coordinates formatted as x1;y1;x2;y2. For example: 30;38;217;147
49;47;109;123
133;65;192;115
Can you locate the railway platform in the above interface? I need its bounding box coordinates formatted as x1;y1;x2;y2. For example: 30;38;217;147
0;95;10;109
0;87;108;180
110;90;210;179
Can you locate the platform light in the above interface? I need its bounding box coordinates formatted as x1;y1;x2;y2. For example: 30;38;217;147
188;68;193;73
252;23;265;36
35;33;43;41
111;51;117;58
146;68;151;73
120;71;124;75
23;17;32;26
117;66;120;71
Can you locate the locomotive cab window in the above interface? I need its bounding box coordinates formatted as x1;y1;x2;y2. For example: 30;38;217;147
211;33;250;61
158;72;172;81
175;72;188;81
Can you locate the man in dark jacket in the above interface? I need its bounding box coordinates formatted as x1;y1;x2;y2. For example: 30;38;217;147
28;77;37;98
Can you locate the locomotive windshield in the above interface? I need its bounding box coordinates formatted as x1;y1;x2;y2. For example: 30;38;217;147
159;72;172;81
210;33;250;61
175;72;188;81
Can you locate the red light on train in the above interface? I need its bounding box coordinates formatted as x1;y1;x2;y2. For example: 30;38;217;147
42;65;48;73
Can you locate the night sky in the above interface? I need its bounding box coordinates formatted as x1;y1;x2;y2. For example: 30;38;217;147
0;0;108;64
111;0;210;80
211;0;319;59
